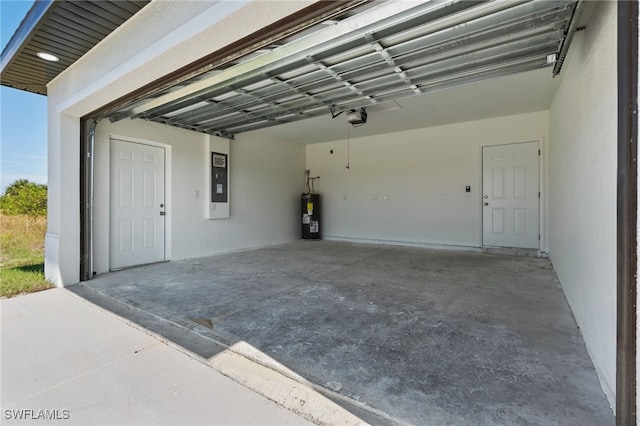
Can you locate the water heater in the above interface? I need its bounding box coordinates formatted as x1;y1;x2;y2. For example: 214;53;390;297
301;193;320;239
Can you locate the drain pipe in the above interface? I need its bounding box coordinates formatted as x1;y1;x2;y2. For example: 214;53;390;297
87;119;98;280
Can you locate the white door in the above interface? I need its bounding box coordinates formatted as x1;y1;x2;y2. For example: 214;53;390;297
482;142;539;249
110;139;166;269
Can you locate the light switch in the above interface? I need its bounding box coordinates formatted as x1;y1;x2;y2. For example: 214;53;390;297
441;193;447;200
194;190;200;198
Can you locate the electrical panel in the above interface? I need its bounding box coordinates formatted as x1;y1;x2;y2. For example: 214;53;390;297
211;152;228;203
207;137;229;219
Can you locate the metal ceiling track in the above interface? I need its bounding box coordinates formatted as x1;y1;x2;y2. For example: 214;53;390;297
109;0;584;139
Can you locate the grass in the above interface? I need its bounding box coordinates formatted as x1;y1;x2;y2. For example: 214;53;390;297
1;213;52;297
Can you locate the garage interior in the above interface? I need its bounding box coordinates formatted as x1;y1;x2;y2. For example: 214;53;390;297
79;0;618;423
1;0;629;423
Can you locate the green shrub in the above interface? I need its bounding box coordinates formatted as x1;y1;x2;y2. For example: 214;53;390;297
0;179;47;216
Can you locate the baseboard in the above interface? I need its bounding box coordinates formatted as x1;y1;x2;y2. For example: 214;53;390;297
322;236;483;253
322;236;546;258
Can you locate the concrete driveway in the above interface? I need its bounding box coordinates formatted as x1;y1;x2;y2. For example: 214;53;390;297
72;241;615;426
1;288;363;425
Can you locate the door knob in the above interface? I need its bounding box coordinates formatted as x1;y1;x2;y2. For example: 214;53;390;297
160;211;165;216
484;202;489;206
160;203;164;208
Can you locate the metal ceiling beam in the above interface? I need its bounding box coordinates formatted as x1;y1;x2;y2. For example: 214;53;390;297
172;27;562;132
102;0;582;139
122;0;504;121
93;0;368;121
201;48;552;134
140;0;540;126
224;57;547;135
552;0;584;76
369;40;421;94
149;1;564;123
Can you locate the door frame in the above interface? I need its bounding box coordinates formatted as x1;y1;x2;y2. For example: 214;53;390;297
616;1;637;422
108;134;172;266
480;138;545;253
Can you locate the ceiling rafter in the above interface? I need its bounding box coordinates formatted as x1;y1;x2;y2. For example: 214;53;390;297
105;0;583;138
368;38;421;94
124;0;481;121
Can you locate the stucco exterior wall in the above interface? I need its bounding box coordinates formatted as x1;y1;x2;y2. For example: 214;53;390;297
305;111;549;250
53;0;315;116
45;0;319;285
548;0;617;407
45;112;80;285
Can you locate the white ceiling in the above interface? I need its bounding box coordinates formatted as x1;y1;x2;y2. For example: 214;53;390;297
254;67;561;144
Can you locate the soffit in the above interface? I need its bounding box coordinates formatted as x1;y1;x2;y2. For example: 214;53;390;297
107;0;584;139
0;0;150;95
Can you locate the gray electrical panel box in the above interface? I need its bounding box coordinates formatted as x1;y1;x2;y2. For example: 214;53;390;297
211;152;228;203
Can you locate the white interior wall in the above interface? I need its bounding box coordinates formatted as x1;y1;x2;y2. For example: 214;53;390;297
93;119;304;275
305;111;549;250
548;1;617;407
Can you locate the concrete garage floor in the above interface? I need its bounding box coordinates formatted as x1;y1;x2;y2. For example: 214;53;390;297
73;241;614;425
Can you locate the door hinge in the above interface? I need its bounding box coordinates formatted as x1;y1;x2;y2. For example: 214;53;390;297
538;234;541;240
539;191;541;198
538;149;541;156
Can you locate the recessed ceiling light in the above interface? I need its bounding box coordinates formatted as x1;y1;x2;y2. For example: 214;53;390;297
37;52;59;62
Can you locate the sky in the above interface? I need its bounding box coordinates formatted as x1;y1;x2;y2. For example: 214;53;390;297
1;0;47;193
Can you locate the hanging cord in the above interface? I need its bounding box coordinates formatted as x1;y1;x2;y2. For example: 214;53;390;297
305;171;320;194
346;113;351;170
309;176;320;193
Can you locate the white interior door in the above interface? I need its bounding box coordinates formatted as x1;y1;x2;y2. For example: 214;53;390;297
110;139;166;269
482;142;539;249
